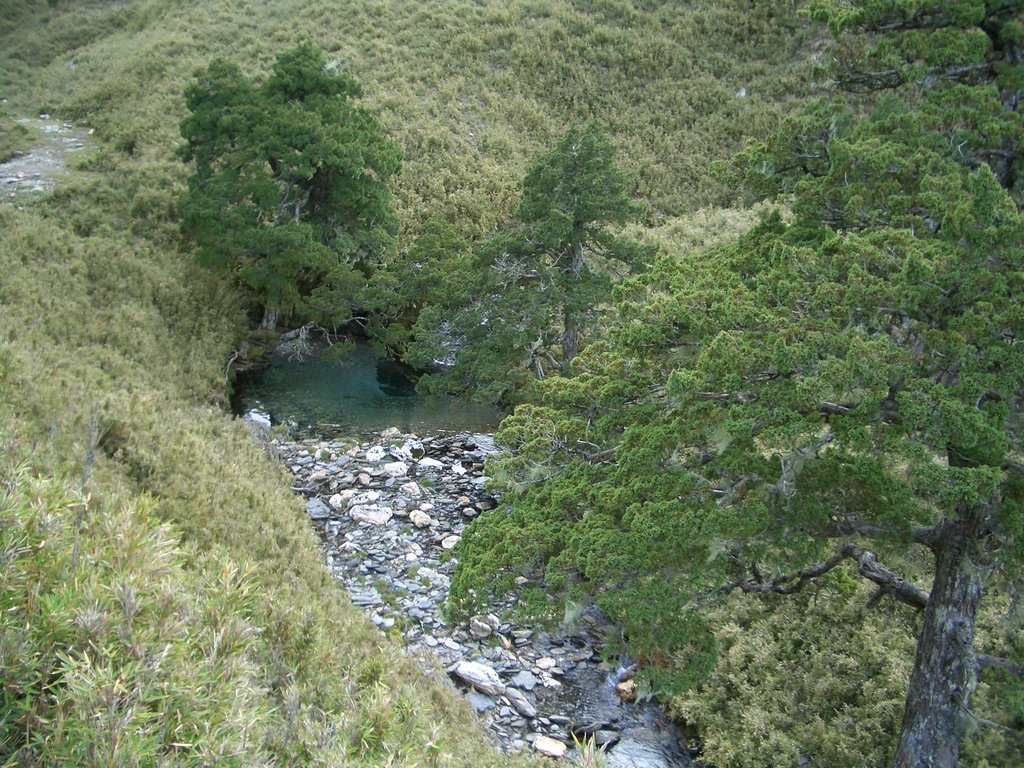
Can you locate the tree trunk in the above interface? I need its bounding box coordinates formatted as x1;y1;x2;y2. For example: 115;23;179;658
893;508;985;768
260;306;279;331
562;308;579;364
561;239;585;365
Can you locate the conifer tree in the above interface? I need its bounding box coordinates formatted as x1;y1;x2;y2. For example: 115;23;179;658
452;4;1024;765
179;44;401;330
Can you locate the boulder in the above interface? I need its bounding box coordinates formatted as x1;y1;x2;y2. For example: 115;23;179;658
450;661;505;696
418;456;444;469
440;534;461;550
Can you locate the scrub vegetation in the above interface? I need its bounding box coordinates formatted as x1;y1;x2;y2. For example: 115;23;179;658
2;0;1021;767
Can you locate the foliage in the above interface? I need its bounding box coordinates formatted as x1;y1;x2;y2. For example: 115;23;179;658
407;123;653;401
674;585;915;768
179;43;401;330
453;0;1024;764
0;119;38;163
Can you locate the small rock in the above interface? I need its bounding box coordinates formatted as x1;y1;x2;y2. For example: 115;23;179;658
418;457;444;469
615;680;638;703
533;735;567;758
469;616;493;639
349;504;393;526
365;446;387;462
410;510;433;528
535;657;557;670
440;534;461;550
380;427;402;439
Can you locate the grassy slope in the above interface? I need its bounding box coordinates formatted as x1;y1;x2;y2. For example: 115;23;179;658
0;0;816;765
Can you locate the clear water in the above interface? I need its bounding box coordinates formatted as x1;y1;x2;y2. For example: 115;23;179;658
233;343;502;437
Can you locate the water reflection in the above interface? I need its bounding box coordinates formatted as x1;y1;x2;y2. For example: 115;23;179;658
233;343;501;437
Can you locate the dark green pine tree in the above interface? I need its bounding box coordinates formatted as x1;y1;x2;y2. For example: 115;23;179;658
452;3;1024;766
179;43;401;331
407;123;651;402
515;122;652;365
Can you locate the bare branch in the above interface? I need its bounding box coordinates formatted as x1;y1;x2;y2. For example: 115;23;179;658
717;542;929;609
978;654;1024;679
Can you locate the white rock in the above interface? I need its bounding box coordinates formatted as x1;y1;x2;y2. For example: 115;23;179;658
418;457;444;469
380;427;402;439
348;490;380;507
451;462;468;476
399;481;423;498
349;504;393;526
382;461;409;477
533;735;567;758
469;616;492;639
243;409;271;428
440;534;461;550
365;446;386;462
535;657;557;670
410;510;432;528
356;472;372;486
450;661;505;696
330;488;359;508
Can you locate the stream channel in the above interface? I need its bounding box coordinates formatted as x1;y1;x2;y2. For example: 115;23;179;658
236;344;693;765
1;116;91;204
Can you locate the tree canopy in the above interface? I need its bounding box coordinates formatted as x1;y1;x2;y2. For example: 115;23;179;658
451;2;1024;766
407;123;652;401
179;43;401;331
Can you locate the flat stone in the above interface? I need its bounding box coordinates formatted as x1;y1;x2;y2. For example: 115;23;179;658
535;657;557;670
440;534;461;550
418;457;444;469
510;670;538;691
450;661;505;696
305;498;330;520
504;687;537;718
365;446;387;462
467;691;496;712
533;735;567;758
349;504;393;526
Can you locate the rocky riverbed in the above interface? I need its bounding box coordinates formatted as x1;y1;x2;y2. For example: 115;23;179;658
252;415;693;766
1;116;91;204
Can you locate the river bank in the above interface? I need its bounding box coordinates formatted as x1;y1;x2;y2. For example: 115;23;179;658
253;417;694;766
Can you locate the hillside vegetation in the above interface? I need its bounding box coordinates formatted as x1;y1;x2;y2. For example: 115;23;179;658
0;0;818;765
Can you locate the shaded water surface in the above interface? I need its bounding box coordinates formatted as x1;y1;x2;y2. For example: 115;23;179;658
233;343;501;436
